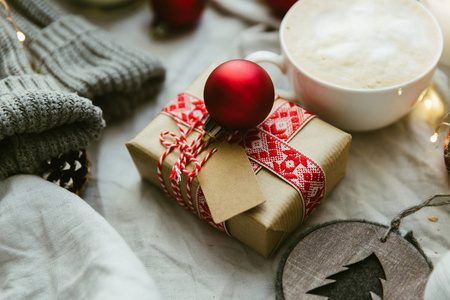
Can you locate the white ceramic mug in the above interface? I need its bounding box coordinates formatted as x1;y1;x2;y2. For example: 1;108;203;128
422;0;450;66
246;0;444;132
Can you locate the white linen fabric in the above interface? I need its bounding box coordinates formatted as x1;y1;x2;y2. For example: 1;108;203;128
425;250;450;300
1;0;450;299
0;175;161;299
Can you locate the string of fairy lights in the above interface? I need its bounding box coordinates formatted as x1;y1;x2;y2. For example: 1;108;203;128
422;84;449;144
0;0;26;44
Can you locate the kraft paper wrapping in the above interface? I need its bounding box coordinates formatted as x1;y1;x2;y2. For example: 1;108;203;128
126;65;352;258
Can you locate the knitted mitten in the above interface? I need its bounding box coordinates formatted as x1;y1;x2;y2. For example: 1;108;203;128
0;17;105;179
7;0;166;122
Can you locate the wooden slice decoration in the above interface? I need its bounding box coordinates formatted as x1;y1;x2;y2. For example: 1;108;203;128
276;220;432;300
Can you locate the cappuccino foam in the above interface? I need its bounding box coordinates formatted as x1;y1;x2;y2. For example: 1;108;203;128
284;0;442;89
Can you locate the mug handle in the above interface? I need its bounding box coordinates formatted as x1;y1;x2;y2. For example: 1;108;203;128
245;51;297;101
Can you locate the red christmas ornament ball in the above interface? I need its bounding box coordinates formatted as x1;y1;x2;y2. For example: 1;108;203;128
265;0;297;17
204;59;275;130
149;0;206;29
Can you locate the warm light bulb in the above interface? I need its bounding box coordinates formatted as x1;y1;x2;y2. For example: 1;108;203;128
430;133;438;143
425;99;433;110
16;31;25;42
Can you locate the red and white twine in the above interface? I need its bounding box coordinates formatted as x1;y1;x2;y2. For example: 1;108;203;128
157;117;216;214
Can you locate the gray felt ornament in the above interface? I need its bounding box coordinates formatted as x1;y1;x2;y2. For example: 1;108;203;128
276;195;450;300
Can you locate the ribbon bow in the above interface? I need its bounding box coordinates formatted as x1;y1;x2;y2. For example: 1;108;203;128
158;117;216;213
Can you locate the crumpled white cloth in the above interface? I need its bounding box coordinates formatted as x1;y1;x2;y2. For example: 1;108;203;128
209;0;281;29
0;175;161;300
425;251;450;300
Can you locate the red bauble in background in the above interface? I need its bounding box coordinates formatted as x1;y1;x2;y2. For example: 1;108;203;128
204;59;275;130
265;0;297;17
149;0;206;34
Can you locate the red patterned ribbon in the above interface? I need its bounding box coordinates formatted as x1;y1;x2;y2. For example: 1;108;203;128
239;102;325;218
161;93;207;129
160;93;325;235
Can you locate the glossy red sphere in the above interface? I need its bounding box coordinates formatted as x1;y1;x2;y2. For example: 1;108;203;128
204;60;275;130
265;0;297;17
149;0;206;28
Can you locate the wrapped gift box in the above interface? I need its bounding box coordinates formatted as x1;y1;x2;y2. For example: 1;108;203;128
126;65;352;257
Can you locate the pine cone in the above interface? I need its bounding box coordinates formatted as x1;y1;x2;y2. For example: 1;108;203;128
38;149;91;196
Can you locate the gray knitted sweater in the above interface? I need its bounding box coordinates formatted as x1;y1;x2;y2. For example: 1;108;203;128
0;0;165;179
8;0;166;122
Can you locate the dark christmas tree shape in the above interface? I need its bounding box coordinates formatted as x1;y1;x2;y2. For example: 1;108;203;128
307;252;386;300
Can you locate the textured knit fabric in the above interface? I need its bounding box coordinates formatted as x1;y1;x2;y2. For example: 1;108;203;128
6;0;166;122
0;17;105;179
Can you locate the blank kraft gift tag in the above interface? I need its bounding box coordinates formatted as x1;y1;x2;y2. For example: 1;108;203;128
197;142;266;224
